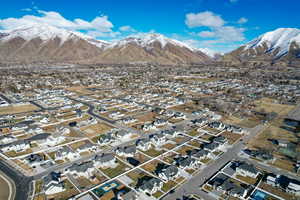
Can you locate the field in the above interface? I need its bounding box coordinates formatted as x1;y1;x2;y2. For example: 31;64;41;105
254;98;295;116
175;145;195;155
80;123;113;137
247;125;297;150
0;173;10;200
141;148;165;157
0;104;39;115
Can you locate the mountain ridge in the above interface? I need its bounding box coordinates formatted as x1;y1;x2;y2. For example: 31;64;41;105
0;24;210;65
224;28;300;64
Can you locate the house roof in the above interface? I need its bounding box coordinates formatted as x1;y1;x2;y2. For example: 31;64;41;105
158;165;179;178
95;153;115;163
138;177;162;191
176;156;196;167
117;145;136;154
68;161;94;173
237;162;258;174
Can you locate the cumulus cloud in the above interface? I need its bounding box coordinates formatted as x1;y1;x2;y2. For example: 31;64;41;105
185;11;225;28
238;17;248;24
119;25;136;32
210;26;245;42
0;10;118;38
185;11;246;44
198;30;216;38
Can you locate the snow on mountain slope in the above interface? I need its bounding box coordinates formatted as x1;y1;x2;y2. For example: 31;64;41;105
107;33;195;51
0;25;210;64
244;28;300;58
0;24;109;48
198;48;218;58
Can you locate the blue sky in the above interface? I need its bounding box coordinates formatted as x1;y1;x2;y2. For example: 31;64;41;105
1;0;299;53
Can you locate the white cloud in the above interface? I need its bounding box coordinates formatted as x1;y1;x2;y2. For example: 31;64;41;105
198;30;215;38
211;26;245;42
119;25;136;32
238;17;248;24
185;11;246;46
0;10;118;38
185;11;225;28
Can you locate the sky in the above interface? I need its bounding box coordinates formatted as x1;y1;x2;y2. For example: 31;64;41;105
0;0;299;53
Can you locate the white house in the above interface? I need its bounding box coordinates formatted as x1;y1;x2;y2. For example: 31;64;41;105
44;172;65;195
65;161;95;178
94;153;116;168
157;165;179;182
136;138;152;151
235;163;259;178
1;140;30;152
115;145;136;157
55;147;79;161
150;134;166;146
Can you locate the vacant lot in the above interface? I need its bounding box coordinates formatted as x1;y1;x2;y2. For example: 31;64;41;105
0;174;10;200
254;98;295;116
0;104;39;115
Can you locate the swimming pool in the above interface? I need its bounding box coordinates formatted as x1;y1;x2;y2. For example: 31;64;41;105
252;190;267;200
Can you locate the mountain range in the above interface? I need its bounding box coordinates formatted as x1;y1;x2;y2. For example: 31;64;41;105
225;28;300;65
0;24;299;65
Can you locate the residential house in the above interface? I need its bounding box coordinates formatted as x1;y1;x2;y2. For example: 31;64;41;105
189;149;211;160
137;177;163;195
0;135;17;145
272;175;300;196
65;161;95;178
156;165;179;182
32;133;65;147
236;162;259;178
26;153;47;168
217;179;248;199
115;130;132;140
208;121;225;131
94;153;116;168
117;190;137;200
266;174;277;187
44;172;65;195
1;140;30;152
142;123;156;131
136;138;152;151
116;145;136;157
175;156;199;170
173;112;186;119
154;119;167;127
203;142;221;152
150;133;166;146
161;129;179;138
191;118;208;126
55;146;79;161
77;143;98;153
97;133;115;146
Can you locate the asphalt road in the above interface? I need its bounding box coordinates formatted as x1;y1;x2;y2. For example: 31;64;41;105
0;160;33;200
0;93;12;104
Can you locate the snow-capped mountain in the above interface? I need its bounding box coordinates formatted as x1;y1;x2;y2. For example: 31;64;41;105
107;33;195;51
0;24;108;63
0;24;210;64
225;28;300;63
93;33;210;64
0;24;109;48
